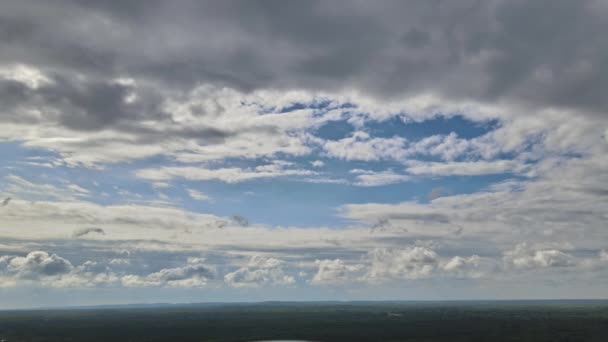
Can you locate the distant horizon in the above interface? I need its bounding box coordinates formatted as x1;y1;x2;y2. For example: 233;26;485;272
5;298;608;312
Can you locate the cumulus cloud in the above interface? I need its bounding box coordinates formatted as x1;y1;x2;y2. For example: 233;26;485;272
323;132;408;161
0;250;215;289
441;255;496;279
224;256;295;288
0;251;73;279
504;243;576;270
366;247;439;281
311;259;363;285
123;258;215;288
407;133;474;161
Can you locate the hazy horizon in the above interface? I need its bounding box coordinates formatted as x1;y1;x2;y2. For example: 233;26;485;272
1;0;608;310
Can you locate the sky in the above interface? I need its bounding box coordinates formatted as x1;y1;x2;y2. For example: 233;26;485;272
1;0;608;309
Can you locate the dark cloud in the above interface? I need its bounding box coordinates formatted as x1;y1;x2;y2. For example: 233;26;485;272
72;227;105;238
230;215;249;227
370;218;409;233
1;197;10;206
370;218;392;233
0;0;607;114
388;213;452;224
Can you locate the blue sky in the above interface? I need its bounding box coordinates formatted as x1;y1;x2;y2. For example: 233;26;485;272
0;113;519;228
1;0;608;309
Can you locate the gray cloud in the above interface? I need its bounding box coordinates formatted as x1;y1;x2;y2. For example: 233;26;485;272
0;0;607;115
0;73;233;143
72;227;106;238
230;215;249;227
1;197;10;206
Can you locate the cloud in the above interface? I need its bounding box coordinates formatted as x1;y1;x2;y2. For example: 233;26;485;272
405;160;530;176
4;175;92;201
136;163;316;183
224;256;295;288
504;243;576;270
123;258;215;288
2;0;607;114
0;251;73;279
441;255;495;279
310;259;363;285
230;215;249;227
0;0;608;299
72;227;106;238
310;160;325;168
600;250;608;262
366;247;439;281
1;197;10;206
370;218;392;232
407;133;474;161
351;169;410;187
323;132;408;161
187;189;211;202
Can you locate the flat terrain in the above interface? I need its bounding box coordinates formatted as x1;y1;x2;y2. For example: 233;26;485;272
1;301;607;341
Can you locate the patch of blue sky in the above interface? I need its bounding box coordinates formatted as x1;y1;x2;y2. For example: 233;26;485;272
314;119;356;140
178;177;355;227
0;134;532;229
174;165;522;228
0;142;175;205
366;115;500;140
313;114;500;142
278;99;355;114
0;140;58;167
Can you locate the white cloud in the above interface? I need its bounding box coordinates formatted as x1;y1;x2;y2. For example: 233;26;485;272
0;251;73;279
0;64;51;88
136;163;316;183
4;175;91;201
310;160;325;168
405;160;529;176
310;259;363;285
224;256;295;288
322;131;408;161
122;258;215;288
187;189;211;201
366;247;439;281
504;243;576;270
408;133;473;161
351;169;410;187
441;255;495;279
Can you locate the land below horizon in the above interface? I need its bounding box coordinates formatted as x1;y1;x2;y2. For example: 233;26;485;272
1;300;607;341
